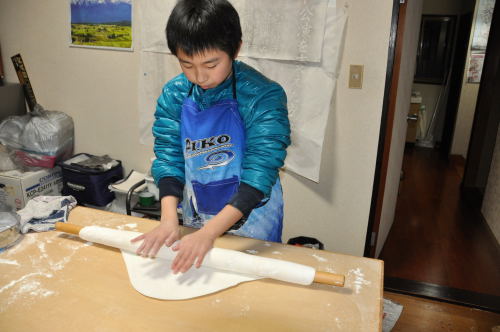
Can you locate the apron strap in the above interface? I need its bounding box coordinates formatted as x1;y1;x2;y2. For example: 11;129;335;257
187;83;195;97
231;62;237;100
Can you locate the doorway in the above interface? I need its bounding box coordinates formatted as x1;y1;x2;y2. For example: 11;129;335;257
371;0;500;311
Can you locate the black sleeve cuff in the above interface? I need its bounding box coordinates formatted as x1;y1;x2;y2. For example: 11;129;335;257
228;182;265;217
158;177;184;201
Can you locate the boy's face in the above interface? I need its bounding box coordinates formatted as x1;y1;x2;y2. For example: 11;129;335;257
177;48;234;90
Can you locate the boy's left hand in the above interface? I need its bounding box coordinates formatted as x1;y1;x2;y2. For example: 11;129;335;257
171;228;216;274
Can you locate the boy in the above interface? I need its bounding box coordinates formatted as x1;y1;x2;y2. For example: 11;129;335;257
132;0;290;274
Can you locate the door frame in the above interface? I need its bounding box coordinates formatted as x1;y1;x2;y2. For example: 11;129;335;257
364;0;405;257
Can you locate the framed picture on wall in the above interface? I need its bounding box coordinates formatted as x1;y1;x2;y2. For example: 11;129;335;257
70;0;133;51
467;0;496;83
467;52;485;83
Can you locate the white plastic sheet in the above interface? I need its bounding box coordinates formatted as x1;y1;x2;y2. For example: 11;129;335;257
137;0;347;182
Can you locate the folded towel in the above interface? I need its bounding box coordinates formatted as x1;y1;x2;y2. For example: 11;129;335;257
18;196;77;233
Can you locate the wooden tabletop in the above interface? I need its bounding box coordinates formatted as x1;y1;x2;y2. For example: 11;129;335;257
0;206;383;331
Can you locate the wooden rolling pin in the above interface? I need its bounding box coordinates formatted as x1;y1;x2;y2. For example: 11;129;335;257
55;222;345;287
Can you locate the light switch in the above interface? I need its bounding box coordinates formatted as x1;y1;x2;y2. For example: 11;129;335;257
349;65;364;89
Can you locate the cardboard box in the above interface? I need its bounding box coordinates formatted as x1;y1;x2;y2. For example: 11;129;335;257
0;167;63;210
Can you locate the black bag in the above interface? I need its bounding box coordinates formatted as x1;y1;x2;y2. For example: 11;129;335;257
59;153;123;206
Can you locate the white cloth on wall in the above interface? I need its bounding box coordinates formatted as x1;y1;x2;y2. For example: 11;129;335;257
236;0;329;62
139;0;329;62
137;51;181;146
137;0;175;53
137;0;347;182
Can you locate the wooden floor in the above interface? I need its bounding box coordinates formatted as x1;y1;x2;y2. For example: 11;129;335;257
379;147;500;296
385;292;500;331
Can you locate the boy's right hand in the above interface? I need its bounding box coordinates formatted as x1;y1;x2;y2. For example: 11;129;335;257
131;220;180;258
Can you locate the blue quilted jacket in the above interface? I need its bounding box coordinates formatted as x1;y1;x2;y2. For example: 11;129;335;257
151;60;290;197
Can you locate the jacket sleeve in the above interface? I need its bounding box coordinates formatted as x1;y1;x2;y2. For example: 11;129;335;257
236;83;291;200
151;82;186;199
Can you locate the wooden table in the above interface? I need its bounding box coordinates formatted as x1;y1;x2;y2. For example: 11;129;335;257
0;207;383;331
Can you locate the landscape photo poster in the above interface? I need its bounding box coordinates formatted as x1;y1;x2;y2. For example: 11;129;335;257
467;52;485;83
70;0;133;50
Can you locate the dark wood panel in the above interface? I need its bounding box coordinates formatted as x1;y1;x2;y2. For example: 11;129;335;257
385;277;500;313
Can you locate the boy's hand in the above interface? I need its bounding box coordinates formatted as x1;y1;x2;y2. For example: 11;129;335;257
170;228;216;274
131;220;180;258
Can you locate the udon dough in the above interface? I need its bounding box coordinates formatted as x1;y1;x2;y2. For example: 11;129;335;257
120;251;259;299
79;226;316;300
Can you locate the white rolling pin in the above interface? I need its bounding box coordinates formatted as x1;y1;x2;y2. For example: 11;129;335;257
55;222;345;287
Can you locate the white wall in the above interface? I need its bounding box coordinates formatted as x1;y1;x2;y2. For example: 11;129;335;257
482;127;500;244
0;0;394;256
451;86;480;156
375;0;424;257
451;0;482;157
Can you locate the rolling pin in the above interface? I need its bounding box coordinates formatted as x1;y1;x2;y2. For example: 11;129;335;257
55;222;345;287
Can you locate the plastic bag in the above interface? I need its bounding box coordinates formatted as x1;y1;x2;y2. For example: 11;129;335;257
0;104;74;168
0;144;18;171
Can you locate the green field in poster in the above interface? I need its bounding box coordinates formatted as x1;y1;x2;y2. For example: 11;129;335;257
71;23;132;48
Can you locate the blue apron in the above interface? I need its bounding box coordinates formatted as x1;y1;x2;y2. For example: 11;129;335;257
180;69;283;242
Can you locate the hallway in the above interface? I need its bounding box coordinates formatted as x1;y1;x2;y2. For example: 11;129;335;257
379;147;500;297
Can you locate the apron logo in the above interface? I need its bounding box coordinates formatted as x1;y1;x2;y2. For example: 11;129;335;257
199;150;235;170
185;134;231;152
185;134;233;159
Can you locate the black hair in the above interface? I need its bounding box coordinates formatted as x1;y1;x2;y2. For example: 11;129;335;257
166;0;242;59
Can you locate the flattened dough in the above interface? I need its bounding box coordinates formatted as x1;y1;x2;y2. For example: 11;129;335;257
79;226;315;300
121;251;258;300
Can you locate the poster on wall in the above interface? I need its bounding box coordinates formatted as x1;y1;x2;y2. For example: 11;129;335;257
471;0;496;51
467;0;495;83
467;52;485;83
70;0;133;50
